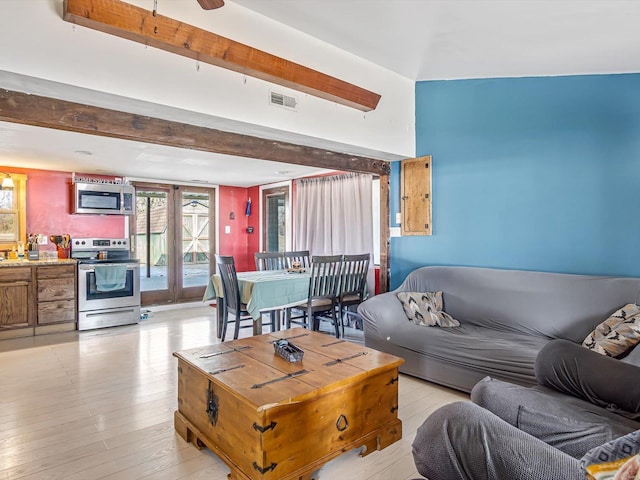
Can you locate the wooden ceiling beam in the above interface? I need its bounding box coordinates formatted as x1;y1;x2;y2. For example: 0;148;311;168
0;89;390;175
62;0;381;112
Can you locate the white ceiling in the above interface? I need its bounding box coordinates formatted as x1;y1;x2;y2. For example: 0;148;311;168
0;120;332;187
232;0;640;81
2;0;639;186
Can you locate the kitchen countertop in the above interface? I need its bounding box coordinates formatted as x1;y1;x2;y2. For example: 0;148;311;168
0;258;77;267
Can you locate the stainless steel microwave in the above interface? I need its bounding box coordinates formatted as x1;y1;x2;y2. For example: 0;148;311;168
72;182;135;215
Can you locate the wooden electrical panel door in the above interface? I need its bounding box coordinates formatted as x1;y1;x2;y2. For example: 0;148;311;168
401;156;432;236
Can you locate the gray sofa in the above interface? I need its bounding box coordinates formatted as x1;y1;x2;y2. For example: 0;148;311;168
358;265;640;392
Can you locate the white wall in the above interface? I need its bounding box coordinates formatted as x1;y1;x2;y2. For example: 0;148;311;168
0;0;415;159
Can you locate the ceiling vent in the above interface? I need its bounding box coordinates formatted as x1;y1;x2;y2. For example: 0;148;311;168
269;90;297;110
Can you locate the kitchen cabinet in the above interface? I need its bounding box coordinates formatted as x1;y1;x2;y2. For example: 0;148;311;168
36;264;77;332
0;260;77;340
0;266;34;339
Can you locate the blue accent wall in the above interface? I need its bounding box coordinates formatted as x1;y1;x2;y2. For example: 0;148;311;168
390;74;640;289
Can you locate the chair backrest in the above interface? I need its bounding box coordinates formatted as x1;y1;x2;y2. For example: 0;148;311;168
254;252;285;271
216;254;242;314
309;255;343;300
284;250;311;269
339;253;370;301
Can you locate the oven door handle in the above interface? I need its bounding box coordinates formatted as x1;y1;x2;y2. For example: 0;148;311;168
79;263;138;271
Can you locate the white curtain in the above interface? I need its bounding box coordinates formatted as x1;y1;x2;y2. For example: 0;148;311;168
294;173;374;258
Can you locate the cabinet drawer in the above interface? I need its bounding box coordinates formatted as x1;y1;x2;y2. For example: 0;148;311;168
38;278;75;301
38;265;75;279
38;300;76;324
0;267;32;282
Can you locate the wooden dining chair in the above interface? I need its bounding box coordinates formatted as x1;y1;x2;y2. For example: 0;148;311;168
283;250;311;269
216;254;276;340
337;253;370;336
254;251;285;271
286;255;343;337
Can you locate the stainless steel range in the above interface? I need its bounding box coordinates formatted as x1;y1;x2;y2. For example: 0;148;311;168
72;237;140;331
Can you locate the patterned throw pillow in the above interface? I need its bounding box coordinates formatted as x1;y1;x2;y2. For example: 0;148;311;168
582;303;640;357
581;430;640;480
396;291;460;327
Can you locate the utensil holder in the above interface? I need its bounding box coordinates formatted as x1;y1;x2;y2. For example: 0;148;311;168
273;339;304;362
57;246;70;259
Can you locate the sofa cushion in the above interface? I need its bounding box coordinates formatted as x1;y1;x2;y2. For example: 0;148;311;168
517;405;613;459
622;345;640;367
396;266;640;342
396;291;460;327
582;303;640;357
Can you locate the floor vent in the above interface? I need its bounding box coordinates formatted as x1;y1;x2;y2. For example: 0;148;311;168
270;90;297;110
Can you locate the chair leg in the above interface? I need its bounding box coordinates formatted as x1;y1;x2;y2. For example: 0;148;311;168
340;306;346;338
233;312;241;340
285;308;291;329
216;297;224;339
220;306;229;341
310;310;319;331
331;305;340;338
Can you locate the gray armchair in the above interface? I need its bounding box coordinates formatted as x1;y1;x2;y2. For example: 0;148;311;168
412;402;639;480
412;339;640;479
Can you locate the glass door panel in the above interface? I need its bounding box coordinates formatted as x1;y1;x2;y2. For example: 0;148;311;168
180;190;212;294
262;186;289;253
134;187;172;305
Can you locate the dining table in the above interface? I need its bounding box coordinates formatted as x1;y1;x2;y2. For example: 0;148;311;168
203;269;311;337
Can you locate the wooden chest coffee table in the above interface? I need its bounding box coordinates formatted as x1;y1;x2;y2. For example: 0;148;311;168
173;328;404;480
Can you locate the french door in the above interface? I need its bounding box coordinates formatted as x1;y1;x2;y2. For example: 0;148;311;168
131;183;215;306
261;185;290;252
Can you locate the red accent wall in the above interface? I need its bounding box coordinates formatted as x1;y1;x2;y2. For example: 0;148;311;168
4;167;124;253
246;186;260;269
5;167;332;271
217;185;257;272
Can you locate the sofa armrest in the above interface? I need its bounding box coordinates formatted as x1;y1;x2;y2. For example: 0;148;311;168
535;339;640;419
357;291;408;340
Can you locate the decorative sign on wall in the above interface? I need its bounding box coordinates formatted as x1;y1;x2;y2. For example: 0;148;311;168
72;173;129;185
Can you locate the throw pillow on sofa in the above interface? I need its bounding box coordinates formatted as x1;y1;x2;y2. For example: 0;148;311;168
582;303;640;357
396;291;460;327
580;429;640;480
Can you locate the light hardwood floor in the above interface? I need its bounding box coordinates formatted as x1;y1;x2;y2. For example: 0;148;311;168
0;305;468;480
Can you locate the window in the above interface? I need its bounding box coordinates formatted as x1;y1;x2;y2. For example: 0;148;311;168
0;173;27;251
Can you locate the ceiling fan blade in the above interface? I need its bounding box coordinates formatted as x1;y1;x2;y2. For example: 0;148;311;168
197;0;224;9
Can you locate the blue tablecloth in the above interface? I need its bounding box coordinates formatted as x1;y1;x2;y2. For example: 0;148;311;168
203;270;311;320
